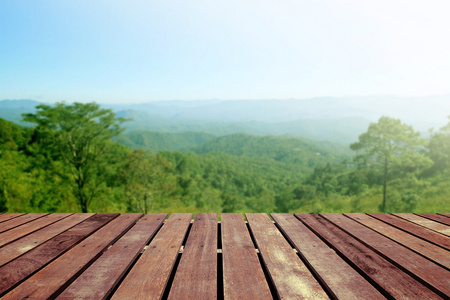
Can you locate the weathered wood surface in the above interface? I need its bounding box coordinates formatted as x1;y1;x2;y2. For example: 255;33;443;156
247;213;328;299
111;213;192;300
416;213;450;226
272;213;384;299
0;213;448;299
58;213;167;299
168;213;218;300
368;213;450;250
0;213;71;247
345;213;450;269
321;213;450;298
222;213;272;299
296;213;442;299
393;213;450;236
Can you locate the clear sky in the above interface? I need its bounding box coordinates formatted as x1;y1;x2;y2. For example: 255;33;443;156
1;0;450;103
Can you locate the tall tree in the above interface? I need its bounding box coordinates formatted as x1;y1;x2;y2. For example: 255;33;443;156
428;116;450;173
350;116;429;212
23;102;126;212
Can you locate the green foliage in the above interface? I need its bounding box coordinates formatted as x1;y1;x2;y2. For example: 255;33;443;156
22;102;127;212
350;116;431;212
1;109;450;214
191;133;347;172
428;116;450;174
120;150;177;213
119;130;216;152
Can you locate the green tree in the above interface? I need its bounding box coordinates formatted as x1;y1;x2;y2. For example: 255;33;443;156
23;102;126;212
350;116;429;212
121;150;177;214
428;116;450;173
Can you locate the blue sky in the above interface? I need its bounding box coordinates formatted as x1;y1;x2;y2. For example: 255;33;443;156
1;0;450;103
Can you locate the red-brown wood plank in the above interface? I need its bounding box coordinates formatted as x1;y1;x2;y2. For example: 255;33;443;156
0;213;25;223
368;213;450;250
0;213;119;297
0;213;94;267
221;213;272;299
416;213;450;226
112;213;192;300
0;213;71;247
2;213;142;300
168;213;218;300
58;213;167;299
246;213;328;299
0;213;48;233
321;213;450;297
393;213;450;236
295;213;442;299
272;213;383;299
438;213;450;218
345;213;450;269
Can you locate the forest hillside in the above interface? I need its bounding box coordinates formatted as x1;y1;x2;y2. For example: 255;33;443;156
1;102;449;214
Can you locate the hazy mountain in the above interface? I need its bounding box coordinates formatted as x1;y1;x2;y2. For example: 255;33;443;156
2;95;449;144
0;99;43;125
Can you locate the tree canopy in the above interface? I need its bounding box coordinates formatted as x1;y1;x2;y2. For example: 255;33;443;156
350;116;431;212
23;102;127;212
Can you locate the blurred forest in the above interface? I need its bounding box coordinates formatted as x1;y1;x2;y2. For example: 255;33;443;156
1;102;449;214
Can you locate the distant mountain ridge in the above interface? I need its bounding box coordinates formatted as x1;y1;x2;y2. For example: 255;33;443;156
2;95;448;144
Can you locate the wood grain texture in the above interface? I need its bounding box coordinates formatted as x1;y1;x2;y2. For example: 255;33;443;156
168;213;218;300
393;213;450;236
221;213;272;300
368;213;450;250
321;213;450;297
0;213;47;233
2;213;143;300
0;213;71;247
416;213;450;226
112;213;192;300
0;213;118;297
0;213;25;223
438;213;450;218
246;213;328;300
58;213;167;300
345;213;450;269
0;213;94;267
272;213;383;300
296;213;442;299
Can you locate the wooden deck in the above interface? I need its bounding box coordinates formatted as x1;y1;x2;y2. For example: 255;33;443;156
0;213;449;299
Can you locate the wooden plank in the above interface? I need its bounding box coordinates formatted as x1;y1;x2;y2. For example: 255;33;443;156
246;213;328;299
296;213;442;299
0;213;94;267
58;213;167;299
416;213;450;226
168;213;218;300
0;213;25;223
438;213;450;218
345;213;450;269
368;213;450;250
272;213;383;300
112;213;192;300
0;213;48;233
0;213;119;297
393;213;450;236
321;213;450;297
2;213;142;300
0;213;72;247
221;213;272;299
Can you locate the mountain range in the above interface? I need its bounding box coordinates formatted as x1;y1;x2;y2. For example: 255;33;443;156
1;95;449;144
